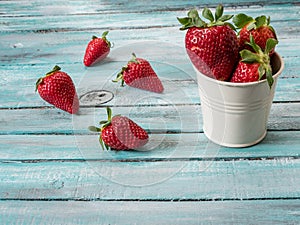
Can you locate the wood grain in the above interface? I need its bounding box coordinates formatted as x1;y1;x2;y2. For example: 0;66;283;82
0;103;299;135
1;200;299;225
0;131;299;161
0;158;299;200
0;58;299;108
1;0;299;223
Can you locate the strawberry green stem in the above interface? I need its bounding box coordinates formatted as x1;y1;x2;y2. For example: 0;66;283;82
112;70;126;86
106;107;112;121
102;31;111;48
91;31;111;48
240;35;278;88
177;4;235;30
88;107;115;151
112;53;139;86
233;13;275;34
88;126;101;132
35;78;43;92
128;53;139;64
266;68;274;88
46;65;61;76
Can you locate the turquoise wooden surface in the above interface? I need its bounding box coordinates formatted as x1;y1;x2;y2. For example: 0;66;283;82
1;200;299;225
1;0;300;224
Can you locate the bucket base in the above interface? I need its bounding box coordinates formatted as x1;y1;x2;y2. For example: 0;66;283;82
203;127;267;148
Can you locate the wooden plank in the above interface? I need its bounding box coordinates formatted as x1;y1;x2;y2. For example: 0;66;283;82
0;1;297;17
0;200;299;225
1;12;299;50
0;3;299;63
0;47;200;107
1;6;299;33
0;60;299;108
0;131;299;160
0;103;299;134
1;34;299;71
2;26;299;66
0;158;299;200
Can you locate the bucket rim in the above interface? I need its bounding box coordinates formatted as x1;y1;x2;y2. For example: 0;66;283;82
195;52;284;88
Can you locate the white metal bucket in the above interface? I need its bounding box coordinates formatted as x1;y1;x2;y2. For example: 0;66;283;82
195;52;284;147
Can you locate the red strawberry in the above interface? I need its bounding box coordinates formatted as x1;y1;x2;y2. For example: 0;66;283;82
83;31;111;66
36;65;79;114
177;4;239;81
113;53;164;93
233;14;277;54
230;35;278;88
231;61;261;83
89;107;149;150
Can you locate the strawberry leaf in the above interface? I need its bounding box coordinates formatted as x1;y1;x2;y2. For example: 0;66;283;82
202;7;214;22
268;25;276;35
247;35;262;54
240;49;261;63
232;13;254;29
113;71;126;86
215;4;223;21
264;38;278;54
99;135;109;151
247;22;256;31
266;69;274;88
35;77;43;92
267;16;271;24
217;14;233;22
99;120;108;125
88;126;101;132
128;53;140;64
177;17;191;28
255;15;268;28
101;30;111;48
189;9;206;27
258;65;266;80
178;5;234;30
106;107;112;121
99;120;111;129
102;30;109;38
178;8;206;29
187;8;200;19
224;22;236;31
46;65;61;76
177;17;189;24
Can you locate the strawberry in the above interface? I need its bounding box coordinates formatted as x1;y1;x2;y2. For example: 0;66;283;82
113;53;164;93
230;35;278;88
89;107;149;150
233;14;277;55
83;31;111;66
177;4;239;81
36;65;79;114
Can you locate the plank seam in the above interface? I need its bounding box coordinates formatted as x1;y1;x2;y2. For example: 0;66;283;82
0;2;298;18
1;156;299;164
1;129;300;136
0;101;300;111
0;197;299;202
